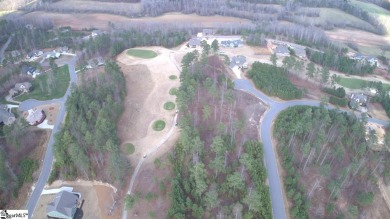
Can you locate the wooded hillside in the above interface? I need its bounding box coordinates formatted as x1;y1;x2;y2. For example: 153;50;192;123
166;51;272;218
274;105;390;218
51;61;129;186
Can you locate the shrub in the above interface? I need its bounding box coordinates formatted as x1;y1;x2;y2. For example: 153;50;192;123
322;87;346;98
329;96;347;107
153;120;166;131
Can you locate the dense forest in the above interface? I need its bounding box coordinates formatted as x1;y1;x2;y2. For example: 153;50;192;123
306;49;376;75
0;116;48;208
163;50;272;218
50;61;129;186
247;62;303;100
274;105;390;218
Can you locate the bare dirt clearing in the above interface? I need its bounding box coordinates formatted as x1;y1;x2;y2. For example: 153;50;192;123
34;180;119;219
24;12;251;30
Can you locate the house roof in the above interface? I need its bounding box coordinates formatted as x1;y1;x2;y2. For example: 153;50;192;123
26;109;45;125
15;82;32;91
46;191;78;219
351;93;367;102
0;105;15;126
293;46;306;57
230;55;246;68
275;45;290;55
189;38;201;47
21;65;36;74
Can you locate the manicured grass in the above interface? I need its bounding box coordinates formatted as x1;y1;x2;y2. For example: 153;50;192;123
169;88;178;95
337;77;390;90
124;143;135;155
169;75;177;80
15;65;70;101
152;120;166;131
126;49;157;59
163;102;175;110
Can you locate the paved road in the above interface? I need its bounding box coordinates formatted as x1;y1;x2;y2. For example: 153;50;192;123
234;79;389;219
25;56;78;219
122;113;178;219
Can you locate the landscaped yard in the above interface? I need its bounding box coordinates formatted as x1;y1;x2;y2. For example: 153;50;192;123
126;49;158;59
336;77;390;90
15;65;70;101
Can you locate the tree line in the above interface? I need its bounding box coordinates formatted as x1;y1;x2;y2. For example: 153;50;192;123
274;105;387;218
50;61;129;186
248;61;303;100
306;49;376;75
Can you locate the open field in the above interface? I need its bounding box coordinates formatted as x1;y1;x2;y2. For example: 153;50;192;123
15;65;70;101
336;77;390;90
24;12;251;30
34;180;119;219
116;47;180;167
294;8;374;30
40;0;142;15
126;49;157;59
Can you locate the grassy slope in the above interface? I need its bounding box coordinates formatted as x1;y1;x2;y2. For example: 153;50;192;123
337;77;390;89
15;65;70;101
350;0;390;55
126;49;157;59
294;8;374;29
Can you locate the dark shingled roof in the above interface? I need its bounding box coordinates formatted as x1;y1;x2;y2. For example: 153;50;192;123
46;191;78;219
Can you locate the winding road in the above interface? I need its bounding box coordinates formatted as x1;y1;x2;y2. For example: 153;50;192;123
24;56;78;219
234;79;390;219
122;113;178;219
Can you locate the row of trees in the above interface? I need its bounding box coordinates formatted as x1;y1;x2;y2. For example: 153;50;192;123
274;105;387;218
168;50;272;218
51;61;129;186
306;49;376;75
248;61;303;100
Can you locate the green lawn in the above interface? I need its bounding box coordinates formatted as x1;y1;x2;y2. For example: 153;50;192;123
163;102;175;110
337;77;390;90
124;143;135;155
350;0;389;15
126;49;158;59
15;65;70;101
152;120;166;131
169;88;178;96
169;75;177;80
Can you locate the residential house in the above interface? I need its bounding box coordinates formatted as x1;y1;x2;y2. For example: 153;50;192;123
57;46;69;53
0;105;16;126
220;40;243;48
25;108;46;126
188;38;202;48
10;50;21;58
8;82;32;97
46;51;61;59
349;93;368;112
15;82;32;93
8;88;18;97
21;65;36;75
46;191;79;219
290;46;306;59
274;45;290;56
86;57;105;69
351;54;378;66
27;50;43;59
230;55;247;69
